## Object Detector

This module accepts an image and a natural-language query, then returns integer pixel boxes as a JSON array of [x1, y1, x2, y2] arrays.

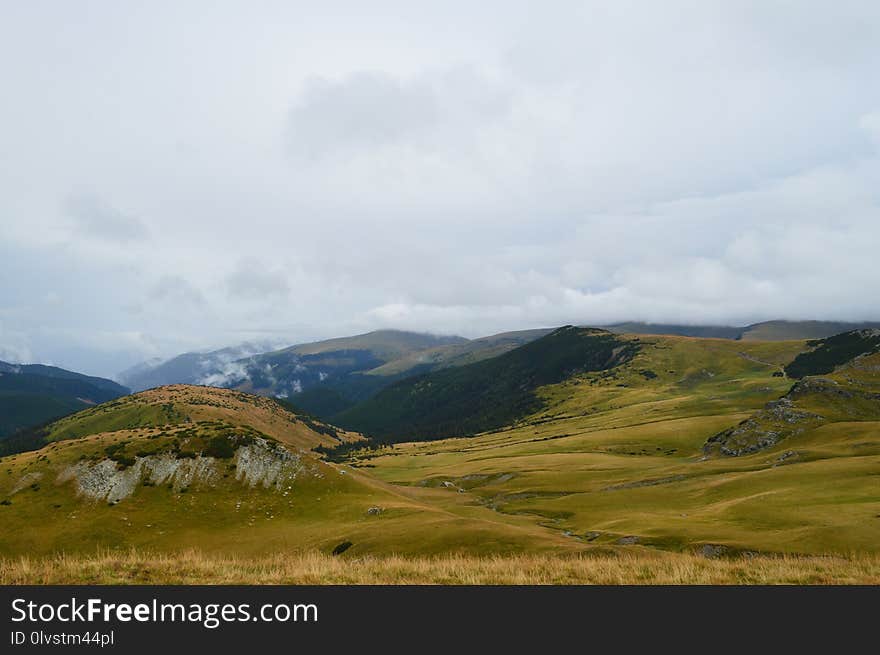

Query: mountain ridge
[[0, 361, 129, 442]]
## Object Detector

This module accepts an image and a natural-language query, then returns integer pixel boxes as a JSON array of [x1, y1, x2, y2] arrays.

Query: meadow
[[2, 334, 879, 583], [3, 549, 879, 585]]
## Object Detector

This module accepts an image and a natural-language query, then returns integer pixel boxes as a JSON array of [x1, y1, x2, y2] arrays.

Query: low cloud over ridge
[[1, 1, 879, 376]]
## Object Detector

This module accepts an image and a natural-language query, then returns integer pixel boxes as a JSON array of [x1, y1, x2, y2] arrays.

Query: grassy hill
[[0, 361, 129, 443], [335, 327, 639, 441], [606, 320, 880, 341], [741, 320, 880, 341], [783, 329, 880, 379], [238, 329, 557, 417], [0, 385, 579, 557], [118, 330, 554, 420], [285, 330, 467, 359], [341, 334, 880, 556], [3, 329, 880, 574], [363, 328, 555, 376], [606, 322, 745, 339]]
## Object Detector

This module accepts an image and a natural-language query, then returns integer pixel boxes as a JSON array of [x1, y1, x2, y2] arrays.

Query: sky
[[1, 1, 880, 378]]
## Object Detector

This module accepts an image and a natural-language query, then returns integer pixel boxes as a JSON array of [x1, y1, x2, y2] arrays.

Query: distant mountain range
[[115, 320, 880, 424], [604, 320, 880, 341], [0, 361, 128, 444], [118, 329, 554, 417], [116, 341, 282, 392], [334, 326, 635, 441]]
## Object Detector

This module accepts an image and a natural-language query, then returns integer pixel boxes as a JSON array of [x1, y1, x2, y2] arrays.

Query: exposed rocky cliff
[[57, 437, 309, 504]]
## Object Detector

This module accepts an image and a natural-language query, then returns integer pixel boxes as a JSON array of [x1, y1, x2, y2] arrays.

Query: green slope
[[605, 320, 880, 341], [784, 329, 880, 379], [0, 385, 578, 557], [0, 362, 129, 441], [351, 334, 880, 555], [335, 327, 639, 442]]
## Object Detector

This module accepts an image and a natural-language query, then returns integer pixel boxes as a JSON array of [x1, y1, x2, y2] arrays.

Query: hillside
[[335, 327, 639, 441], [285, 330, 467, 358], [605, 320, 880, 341], [707, 331, 880, 456], [0, 361, 129, 443], [342, 333, 879, 555], [118, 342, 282, 392], [364, 328, 555, 376], [0, 385, 578, 557], [740, 320, 880, 341], [4, 330, 879, 563], [783, 329, 880, 379], [605, 322, 745, 339], [120, 329, 555, 421]]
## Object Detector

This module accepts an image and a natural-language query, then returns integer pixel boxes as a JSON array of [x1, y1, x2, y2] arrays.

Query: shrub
[[202, 436, 235, 459]]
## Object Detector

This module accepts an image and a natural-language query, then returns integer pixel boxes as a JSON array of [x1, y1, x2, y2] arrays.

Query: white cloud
[[64, 193, 149, 243], [0, 1, 879, 376], [225, 259, 290, 300]]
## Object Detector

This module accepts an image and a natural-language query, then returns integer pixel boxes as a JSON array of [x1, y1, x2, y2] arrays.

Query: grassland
[[0, 385, 581, 558], [348, 336, 880, 556], [2, 334, 879, 584], [2, 549, 878, 584]]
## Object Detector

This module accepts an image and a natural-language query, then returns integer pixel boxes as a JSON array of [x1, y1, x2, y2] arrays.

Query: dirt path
[[737, 351, 786, 377]]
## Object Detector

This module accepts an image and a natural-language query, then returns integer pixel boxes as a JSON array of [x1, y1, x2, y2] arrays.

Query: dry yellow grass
[[2, 549, 879, 585]]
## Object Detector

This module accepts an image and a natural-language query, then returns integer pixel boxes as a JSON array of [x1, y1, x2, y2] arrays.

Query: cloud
[[63, 193, 149, 243], [150, 275, 205, 306], [286, 67, 511, 160], [198, 360, 251, 387], [0, 324, 33, 364], [225, 259, 290, 300], [1, 2, 880, 376]]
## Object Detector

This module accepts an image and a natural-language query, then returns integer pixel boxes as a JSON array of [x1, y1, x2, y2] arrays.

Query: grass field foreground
[[2, 549, 879, 585]]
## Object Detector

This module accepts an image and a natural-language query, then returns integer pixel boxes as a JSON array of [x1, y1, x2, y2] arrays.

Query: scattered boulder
[[704, 397, 824, 456], [772, 450, 800, 466], [698, 544, 729, 559], [332, 541, 353, 556]]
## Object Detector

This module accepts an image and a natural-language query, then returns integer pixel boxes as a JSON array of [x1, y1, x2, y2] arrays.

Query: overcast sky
[[2, 1, 880, 377]]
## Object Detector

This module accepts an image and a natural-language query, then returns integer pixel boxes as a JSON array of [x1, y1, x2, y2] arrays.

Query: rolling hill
[[0, 385, 578, 557], [119, 329, 555, 420], [338, 332, 880, 555], [117, 341, 283, 392], [3, 326, 879, 565], [0, 361, 129, 444], [334, 327, 639, 441], [605, 320, 880, 341]]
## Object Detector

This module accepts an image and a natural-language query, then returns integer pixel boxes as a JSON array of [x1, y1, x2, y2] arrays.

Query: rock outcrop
[[58, 437, 305, 503]]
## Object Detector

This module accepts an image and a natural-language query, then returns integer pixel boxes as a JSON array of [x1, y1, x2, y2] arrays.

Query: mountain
[[605, 320, 880, 341], [119, 329, 554, 421], [363, 328, 555, 376], [334, 327, 639, 441], [605, 322, 745, 339], [739, 320, 880, 341], [117, 342, 282, 392], [0, 361, 129, 443], [227, 330, 468, 411], [284, 330, 468, 359], [3, 327, 880, 561]]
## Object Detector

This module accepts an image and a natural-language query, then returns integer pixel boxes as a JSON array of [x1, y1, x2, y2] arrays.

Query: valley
[[1, 326, 879, 583]]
